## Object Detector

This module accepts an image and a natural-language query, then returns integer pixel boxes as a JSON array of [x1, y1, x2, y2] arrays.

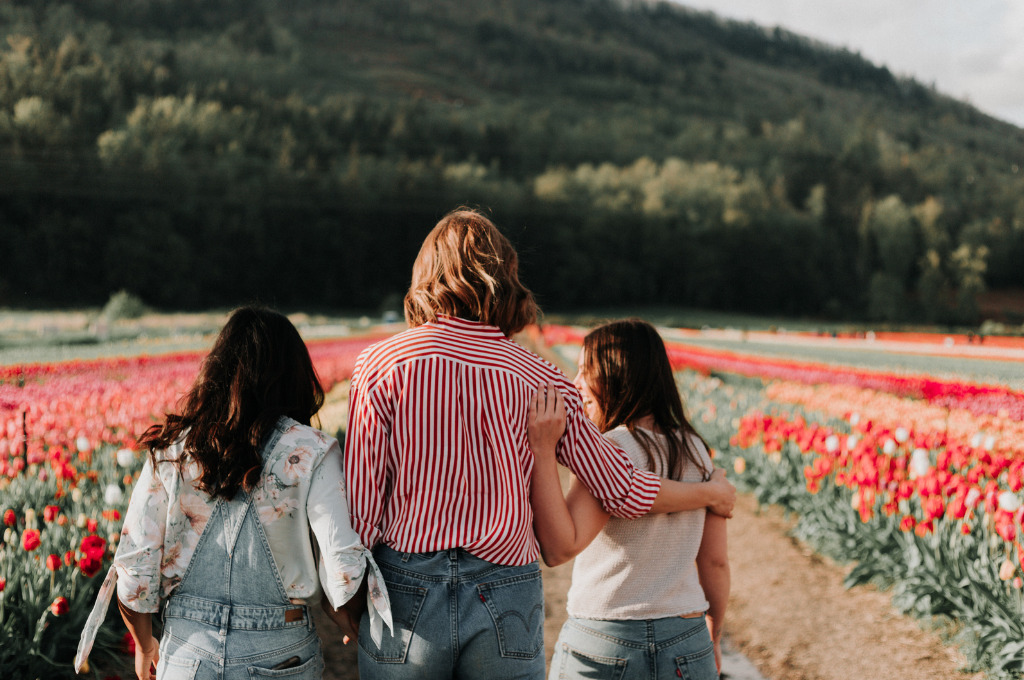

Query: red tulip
[[22, 528, 41, 551], [63, 550, 75, 566], [43, 505, 60, 523], [46, 553, 62, 571], [50, 596, 70, 616], [80, 535, 107, 560], [2, 509, 15, 526], [121, 631, 136, 655], [78, 555, 102, 578]]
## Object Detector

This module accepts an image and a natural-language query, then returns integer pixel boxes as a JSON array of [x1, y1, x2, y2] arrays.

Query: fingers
[[552, 384, 565, 417]]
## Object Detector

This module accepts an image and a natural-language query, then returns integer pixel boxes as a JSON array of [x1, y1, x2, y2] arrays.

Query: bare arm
[[650, 468, 736, 517], [696, 511, 730, 673], [528, 383, 610, 566], [117, 598, 159, 680]]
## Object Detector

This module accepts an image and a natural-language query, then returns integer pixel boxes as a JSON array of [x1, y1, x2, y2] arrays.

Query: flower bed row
[[0, 335, 385, 476], [544, 325, 1024, 418], [671, 370, 1024, 676]]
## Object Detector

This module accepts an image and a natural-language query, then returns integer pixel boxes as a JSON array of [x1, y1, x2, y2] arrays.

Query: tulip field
[[0, 335, 382, 679], [3, 322, 1024, 678], [544, 324, 1024, 678]]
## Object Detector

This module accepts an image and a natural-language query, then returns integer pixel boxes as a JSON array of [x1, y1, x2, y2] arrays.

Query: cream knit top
[[566, 426, 713, 620]]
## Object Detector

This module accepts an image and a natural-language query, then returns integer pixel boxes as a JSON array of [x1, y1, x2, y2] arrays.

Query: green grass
[[544, 306, 963, 334]]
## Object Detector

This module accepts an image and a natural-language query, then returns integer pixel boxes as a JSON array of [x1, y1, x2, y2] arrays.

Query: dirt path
[[722, 494, 981, 680], [318, 492, 981, 679]]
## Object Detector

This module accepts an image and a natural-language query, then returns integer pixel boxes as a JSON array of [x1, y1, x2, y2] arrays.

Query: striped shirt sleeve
[[557, 403, 662, 518]]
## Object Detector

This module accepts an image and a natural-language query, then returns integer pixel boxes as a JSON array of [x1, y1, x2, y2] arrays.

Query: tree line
[[1, 0, 1023, 323]]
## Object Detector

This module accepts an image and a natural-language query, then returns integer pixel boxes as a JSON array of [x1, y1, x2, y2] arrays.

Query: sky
[[676, 0, 1024, 129]]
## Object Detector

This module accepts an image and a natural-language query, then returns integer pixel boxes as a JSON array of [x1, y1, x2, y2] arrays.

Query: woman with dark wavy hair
[[343, 209, 734, 680], [76, 307, 391, 680]]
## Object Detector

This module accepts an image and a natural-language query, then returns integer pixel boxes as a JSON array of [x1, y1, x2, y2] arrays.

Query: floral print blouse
[[76, 418, 392, 672]]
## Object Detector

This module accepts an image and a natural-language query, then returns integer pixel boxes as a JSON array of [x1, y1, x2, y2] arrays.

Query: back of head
[[141, 306, 325, 499], [581, 319, 709, 480], [404, 208, 538, 337]]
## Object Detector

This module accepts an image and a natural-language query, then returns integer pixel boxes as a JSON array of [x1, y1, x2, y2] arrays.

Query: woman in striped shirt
[[342, 209, 735, 680]]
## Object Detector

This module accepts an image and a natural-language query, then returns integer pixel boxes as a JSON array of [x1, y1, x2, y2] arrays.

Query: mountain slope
[[1, 0, 1022, 324]]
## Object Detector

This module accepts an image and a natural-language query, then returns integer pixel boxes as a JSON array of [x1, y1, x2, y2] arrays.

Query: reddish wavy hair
[[404, 208, 538, 336]]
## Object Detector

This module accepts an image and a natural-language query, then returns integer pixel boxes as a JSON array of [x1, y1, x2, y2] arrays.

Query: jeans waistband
[[164, 594, 309, 630]]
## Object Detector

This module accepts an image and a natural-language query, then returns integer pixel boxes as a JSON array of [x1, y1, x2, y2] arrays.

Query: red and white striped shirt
[[344, 315, 662, 566]]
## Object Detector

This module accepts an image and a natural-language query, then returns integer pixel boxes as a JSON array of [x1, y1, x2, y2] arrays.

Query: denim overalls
[[155, 488, 324, 679]]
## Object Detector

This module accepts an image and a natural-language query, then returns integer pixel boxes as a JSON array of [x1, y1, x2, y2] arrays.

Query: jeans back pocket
[[674, 643, 717, 680], [477, 570, 544, 659], [556, 643, 627, 680], [157, 655, 200, 680], [358, 581, 427, 663]]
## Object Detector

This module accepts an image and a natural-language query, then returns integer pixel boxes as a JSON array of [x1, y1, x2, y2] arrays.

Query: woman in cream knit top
[[529, 319, 730, 680], [564, 426, 714, 621]]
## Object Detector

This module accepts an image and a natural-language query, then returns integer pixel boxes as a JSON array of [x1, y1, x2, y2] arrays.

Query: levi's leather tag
[[285, 607, 305, 623]]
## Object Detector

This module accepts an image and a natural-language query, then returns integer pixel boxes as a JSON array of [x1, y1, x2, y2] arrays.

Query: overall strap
[[173, 419, 291, 600]]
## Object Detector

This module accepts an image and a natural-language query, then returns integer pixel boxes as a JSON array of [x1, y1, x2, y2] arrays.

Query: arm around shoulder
[[650, 467, 735, 516]]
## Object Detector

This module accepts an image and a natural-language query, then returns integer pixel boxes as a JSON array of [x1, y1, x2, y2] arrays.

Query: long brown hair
[[404, 208, 538, 337], [140, 306, 325, 500], [581, 319, 710, 481]]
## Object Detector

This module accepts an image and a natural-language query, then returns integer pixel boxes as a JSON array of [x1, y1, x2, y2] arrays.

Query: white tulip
[[984, 435, 996, 451], [849, 413, 860, 426], [894, 427, 910, 443], [970, 433, 983, 448], [882, 439, 897, 455], [117, 448, 136, 468], [104, 484, 124, 505], [76, 436, 91, 453], [846, 435, 860, 450], [998, 491, 1022, 512], [825, 435, 839, 453], [909, 449, 931, 479], [965, 488, 981, 508]]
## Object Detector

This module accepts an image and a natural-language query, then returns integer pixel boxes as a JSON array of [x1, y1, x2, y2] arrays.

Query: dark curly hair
[[139, 306, 325, 500]]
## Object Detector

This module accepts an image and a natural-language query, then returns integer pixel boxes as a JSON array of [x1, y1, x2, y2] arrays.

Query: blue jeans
[[548, 616, 717, 680], [357, 546, 546, 680], [157, 494, 324, 680]]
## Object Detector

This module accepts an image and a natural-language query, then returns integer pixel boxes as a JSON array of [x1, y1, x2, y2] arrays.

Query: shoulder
[[275, 419, 336, 456], [603, 426, 649, 469], [353, 326, 439, 384], [151, 437, 186, 464]]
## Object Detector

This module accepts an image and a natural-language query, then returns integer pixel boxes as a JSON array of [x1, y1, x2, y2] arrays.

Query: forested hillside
[[2, 0, 1023, 323]]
